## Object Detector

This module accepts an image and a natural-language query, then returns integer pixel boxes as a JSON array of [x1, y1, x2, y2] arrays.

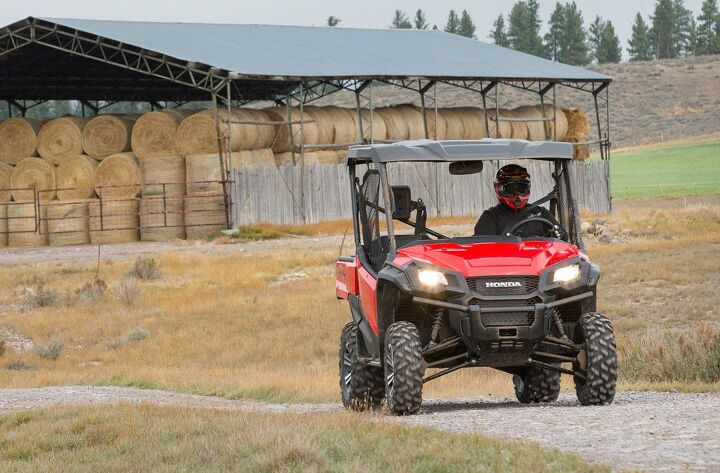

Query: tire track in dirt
[[1, 386, 718, 472]]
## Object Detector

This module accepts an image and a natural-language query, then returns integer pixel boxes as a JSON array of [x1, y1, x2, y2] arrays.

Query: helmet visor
[[499, 180, 530, 197]]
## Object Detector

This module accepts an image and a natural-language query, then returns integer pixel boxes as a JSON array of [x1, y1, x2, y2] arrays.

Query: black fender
[[348, 294, 380, 364]]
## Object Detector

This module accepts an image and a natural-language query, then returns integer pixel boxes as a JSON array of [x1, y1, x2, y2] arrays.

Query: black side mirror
[[391, 186, 412, 220], [449, 161, 484, 175]]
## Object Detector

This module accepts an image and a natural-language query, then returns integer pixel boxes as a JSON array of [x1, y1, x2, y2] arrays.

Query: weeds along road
[[1, 386, 718, 472]]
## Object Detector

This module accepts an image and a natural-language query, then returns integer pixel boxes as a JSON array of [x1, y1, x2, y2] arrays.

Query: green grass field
[[611, 140, 720, 199]]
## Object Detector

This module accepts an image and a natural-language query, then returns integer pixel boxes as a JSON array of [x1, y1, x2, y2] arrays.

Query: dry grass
[[0, 203, 717, 400], [0, 404, 607, 472]]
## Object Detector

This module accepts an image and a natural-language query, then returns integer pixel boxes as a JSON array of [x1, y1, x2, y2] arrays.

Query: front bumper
[[414, 291, 593, 343]]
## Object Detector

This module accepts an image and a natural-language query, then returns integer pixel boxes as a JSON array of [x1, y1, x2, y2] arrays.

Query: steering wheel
[[506, 216, 568, 240]]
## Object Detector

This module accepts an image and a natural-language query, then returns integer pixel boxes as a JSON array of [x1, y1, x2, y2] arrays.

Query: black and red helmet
[[494, 164, 531, 210]]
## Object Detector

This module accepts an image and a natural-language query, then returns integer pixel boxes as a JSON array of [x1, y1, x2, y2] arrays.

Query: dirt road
[[1, 386, 718, 472]]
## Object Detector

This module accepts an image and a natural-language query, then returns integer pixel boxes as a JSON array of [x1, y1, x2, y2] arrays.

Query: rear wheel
[[339, 323, 384, 411], [384, 322, 424, 415], [513, 364, 561, 403], [573, 312, 617, 406]]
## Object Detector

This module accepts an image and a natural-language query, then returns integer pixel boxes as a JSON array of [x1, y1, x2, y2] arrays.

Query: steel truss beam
[[0, 18, 229, 99]]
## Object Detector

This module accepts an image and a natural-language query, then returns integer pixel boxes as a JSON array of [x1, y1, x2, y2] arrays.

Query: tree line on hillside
[[327, 0, 720, 64]]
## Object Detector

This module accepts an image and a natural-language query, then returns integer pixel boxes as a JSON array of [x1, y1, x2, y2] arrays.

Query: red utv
[[336, 139, 617, 415]]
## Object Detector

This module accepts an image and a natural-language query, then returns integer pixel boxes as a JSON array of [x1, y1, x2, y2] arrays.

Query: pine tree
[[588, 16, 604, 61], [414, 9, 428, 30], [457, 10, 476, 38], [545, 3, 565, 61], [327, 16, 341, 27], [391, 10, 412, 29], [444, 10, 460, 34], [673, 0, 696, 56], [507, 1, 545, 57], [558, 2, 590, 65], [696, 0, 720, 55], [601, 21, 622, 63], [628, 12, 653, 60], [589, 16, 622, 63], [489, 14, 510, 47]]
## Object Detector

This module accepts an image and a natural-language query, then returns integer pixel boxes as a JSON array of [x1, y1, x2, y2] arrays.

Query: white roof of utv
[[346, 139, 573, 164]]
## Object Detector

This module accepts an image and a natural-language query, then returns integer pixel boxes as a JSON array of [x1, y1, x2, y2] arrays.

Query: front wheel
[[513, 364, 561, 403], [573, 312, 617, 406], [339, 323, 384, 411], [384, 322, 424, 415]]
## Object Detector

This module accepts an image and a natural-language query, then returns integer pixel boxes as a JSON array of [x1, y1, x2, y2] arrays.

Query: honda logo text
[[484, 281, 522, 288]]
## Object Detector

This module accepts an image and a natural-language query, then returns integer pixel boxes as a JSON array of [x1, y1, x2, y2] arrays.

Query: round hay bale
[[438, 109, 465, 140], [274, 152, 319, 166], [417, 107, 447, 140], [304, 106, 335, 145], [513, 105, 552, 141], [395, 106, 425, 140], [541, 105, 568, 141], [10, 158, 56, 202], [139, 196, 185, 241], [82, 115, 134, 159], [185, 192, 227, 240], [56, 155, 98, 200], [88, 199, 140, 244], [352, 109, 387, 142], [324, 106, 357, 145], [46, 200, 90, 246], [454, 107, 487, 139], [245, 109, 276, 149], [316, 150, 339, 164], [485, 109, 514, 139], [263, 107, 320, 153], [37, 117, 90, 164], [131, 109, 194, 158], [139, 155, 186, 196], [563, 108, 590, 161], [0, 118, 43, 164], [7, 202, 48, 247], [186, 153, 223, 195], [231, 149, 276, 168], [0, 162, 14, 202], [93, 152, 141, 199], [177, 108, 259, 155], [0, 204, 7, 247], [501, 109, 529, 140], [375, 108, 409, 141]]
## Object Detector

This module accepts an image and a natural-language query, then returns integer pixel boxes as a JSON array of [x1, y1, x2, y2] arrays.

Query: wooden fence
[[230, 160, 611, 226]]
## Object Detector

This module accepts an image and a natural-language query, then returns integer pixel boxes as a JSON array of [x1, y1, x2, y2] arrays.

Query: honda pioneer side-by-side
[[335, 139, 617, 415]]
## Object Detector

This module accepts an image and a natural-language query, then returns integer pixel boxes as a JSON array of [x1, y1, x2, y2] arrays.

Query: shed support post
[[354, 80, 374, 143], [211, 83, 231, 230], [419, 80, 437, 139], [480, 82, 497, 138], [538, 82, 555, 141]]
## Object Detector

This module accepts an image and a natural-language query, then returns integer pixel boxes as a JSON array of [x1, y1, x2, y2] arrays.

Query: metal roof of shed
[[40, 18, 610, 82], [347, 139, 574, 164]]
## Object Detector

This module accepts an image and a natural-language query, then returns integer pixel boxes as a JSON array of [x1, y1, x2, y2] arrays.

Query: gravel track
[[1, 386, 718, 472]]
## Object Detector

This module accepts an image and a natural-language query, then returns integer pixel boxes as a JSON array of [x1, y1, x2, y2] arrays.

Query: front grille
[[466, 275, 539, 296], [557, 301, 582, 323], [472, 297, 539, 327]]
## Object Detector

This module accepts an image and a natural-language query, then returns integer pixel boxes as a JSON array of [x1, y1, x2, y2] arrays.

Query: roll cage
[[346, 139, 585, 272]]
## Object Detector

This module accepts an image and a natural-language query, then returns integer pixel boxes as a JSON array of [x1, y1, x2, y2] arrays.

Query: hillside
[[315, 55, 720, 149]]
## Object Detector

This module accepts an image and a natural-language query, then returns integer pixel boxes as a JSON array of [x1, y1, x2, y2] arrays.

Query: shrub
[[114, 278, 142, 306], [76, 280, 107, 304], [108, 327, 150, 350], [125, 257, 161, 281], [5, 359, 35, 371], [619, 324, 720, 383], [0, 339, 5, 357], [33, 340, 64, 361], [20, 282, 59, 309]]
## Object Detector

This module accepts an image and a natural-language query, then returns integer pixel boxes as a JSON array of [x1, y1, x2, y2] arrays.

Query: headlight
[[417, 269, 448, 287], [553, 264, 581, 283]]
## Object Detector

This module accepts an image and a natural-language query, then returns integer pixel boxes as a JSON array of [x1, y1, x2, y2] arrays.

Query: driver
[[474, 164, 561, 237]]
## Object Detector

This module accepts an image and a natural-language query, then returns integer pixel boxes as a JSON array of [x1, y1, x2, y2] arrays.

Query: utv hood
[[394, 240, 581, 276]]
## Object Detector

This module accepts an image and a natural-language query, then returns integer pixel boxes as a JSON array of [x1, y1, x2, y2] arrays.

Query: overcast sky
[[1, 0, 707, 60]]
